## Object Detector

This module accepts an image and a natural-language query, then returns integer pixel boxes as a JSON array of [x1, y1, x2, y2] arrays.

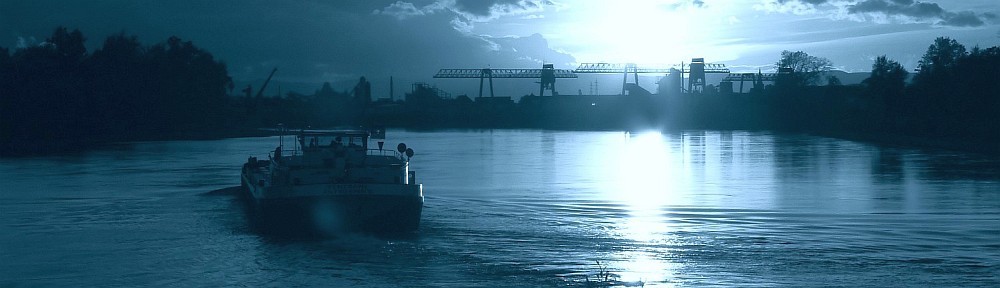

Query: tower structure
[[434, 64, 576, 97]]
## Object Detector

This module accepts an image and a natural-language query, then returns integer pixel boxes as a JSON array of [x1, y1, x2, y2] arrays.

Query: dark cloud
[[776, 0, 828, 5], [377, 0, 552, 20], [450, 0, 552, 20], [453, 0, 512, 16], [940, 11, 985, 27], [847, 0, 993, 27], [0, 0, 573, 97], [772, 0, 994, 27], [374, 0, 555, 29], [848, 0, 944, 18]]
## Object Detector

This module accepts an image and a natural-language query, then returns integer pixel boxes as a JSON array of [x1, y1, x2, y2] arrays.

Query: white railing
[[366, 149, 403, 160]]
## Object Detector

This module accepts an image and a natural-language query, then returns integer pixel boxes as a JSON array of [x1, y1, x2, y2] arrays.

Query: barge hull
[[245, 193, 423, 235]]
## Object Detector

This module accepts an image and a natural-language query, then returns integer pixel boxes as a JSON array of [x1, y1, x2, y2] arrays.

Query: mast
[[255, 68, 278, 99]]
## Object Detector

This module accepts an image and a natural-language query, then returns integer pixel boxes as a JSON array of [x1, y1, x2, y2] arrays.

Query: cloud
[[452, 0, 526, 17], [847, 0, 993, 27], [727, 15, 742, 25], [758, 0, 995, 27], [755, 0, 824, 14], [847, 0, 943, 18], [373, 0, 558, 37], [483, 33, 576, 66], [16, 36, 37, 48], [373, 1, 432, 20], [939, 11, 985, 27], [375, 0, 555, 23], [661, 0, 709, 10]]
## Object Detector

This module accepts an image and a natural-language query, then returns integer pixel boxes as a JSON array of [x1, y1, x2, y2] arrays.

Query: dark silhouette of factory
[[2, 28, 997, 155], [365, 59, 782, 130]]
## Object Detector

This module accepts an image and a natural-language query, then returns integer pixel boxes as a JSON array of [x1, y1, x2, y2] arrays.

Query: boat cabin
[[266, 130, 413, 185], [299, 130, 369, 152]]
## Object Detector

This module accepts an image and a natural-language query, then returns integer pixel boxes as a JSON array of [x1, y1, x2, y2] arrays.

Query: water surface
[[2, 130, 998, 287]]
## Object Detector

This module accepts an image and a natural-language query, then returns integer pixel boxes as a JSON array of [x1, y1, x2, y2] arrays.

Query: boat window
[[330, 136, 346, 147], [350, 136, 363, 147]]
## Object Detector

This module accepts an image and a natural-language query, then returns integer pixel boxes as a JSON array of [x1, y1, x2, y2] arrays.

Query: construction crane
[[255, 68, 278, 98], [241, 68, 277, 115], [433, 64, 577, 97]]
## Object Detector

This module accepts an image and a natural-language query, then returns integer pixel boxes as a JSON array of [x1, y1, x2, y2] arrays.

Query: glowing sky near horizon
[[2, 0, 998, 96], [462, 0, 999, 71]]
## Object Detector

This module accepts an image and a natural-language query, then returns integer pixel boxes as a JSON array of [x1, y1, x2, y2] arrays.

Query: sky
[[2, 0, 998, 97]]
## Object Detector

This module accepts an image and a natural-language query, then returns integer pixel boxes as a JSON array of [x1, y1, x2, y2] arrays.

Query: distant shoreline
[[3, 124, 996, 158]]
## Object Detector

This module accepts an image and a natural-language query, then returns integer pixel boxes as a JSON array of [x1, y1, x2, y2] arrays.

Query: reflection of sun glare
[[612, 131, 681, 285], [616, 131, 677, 212], [620, 250, 680, 286]]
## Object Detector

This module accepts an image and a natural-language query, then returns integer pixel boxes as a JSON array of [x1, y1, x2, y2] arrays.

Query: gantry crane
[[685, 58, 731, 93], [721, 70, 778, 93], [433, 64, 577, 97], [572, 63, 673, 95], [574, 59, 731, 95]]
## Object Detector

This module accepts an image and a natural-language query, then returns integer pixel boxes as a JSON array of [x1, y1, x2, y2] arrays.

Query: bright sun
[[578, 0, 699, 64]]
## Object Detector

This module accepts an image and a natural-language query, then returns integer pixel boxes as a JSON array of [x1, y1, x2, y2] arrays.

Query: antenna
[[278, 123, 284, 151]]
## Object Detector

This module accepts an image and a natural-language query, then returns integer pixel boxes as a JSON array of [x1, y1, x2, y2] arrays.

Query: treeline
[[2, 28, 996, 155], [672, 37, 999, 153], [902, 38, 999, 139], [0, 27, 233, 154], [775, 37, 999, 149]]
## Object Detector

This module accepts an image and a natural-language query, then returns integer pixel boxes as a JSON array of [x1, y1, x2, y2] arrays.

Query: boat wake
[[202, 186, 242, 196]]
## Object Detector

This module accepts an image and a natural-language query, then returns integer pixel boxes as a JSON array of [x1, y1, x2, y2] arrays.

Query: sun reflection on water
[[600, 131, 685, 285], [615, 131, 681, 209]]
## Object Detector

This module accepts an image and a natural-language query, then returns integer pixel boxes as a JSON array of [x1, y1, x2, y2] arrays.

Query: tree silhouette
[[864, 56, 908, 101], [88, 32, 148, 134], [47, 27, 87, 61], [1, 27, 236, 155], [775, 50, 832, 87], [947, 46, 1000, 139], [862, 55, 908, 128], [826, 75, 842, 86], [916, 37, 966, 83]]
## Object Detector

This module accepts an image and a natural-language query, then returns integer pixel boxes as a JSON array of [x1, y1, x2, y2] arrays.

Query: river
[[1, 130, 998, 287]]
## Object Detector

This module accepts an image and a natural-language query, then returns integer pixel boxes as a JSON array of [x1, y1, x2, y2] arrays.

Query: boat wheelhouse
[[241, 129, 422, 234]]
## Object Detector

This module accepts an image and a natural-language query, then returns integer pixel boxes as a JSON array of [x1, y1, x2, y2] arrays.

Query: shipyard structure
[[366, 59, 787, 130]]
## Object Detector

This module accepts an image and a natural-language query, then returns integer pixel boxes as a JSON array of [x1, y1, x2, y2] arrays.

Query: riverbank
[[5, 122, 995, 159], [0, 127, 276, 157], [813, 129, 1000, 157]]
